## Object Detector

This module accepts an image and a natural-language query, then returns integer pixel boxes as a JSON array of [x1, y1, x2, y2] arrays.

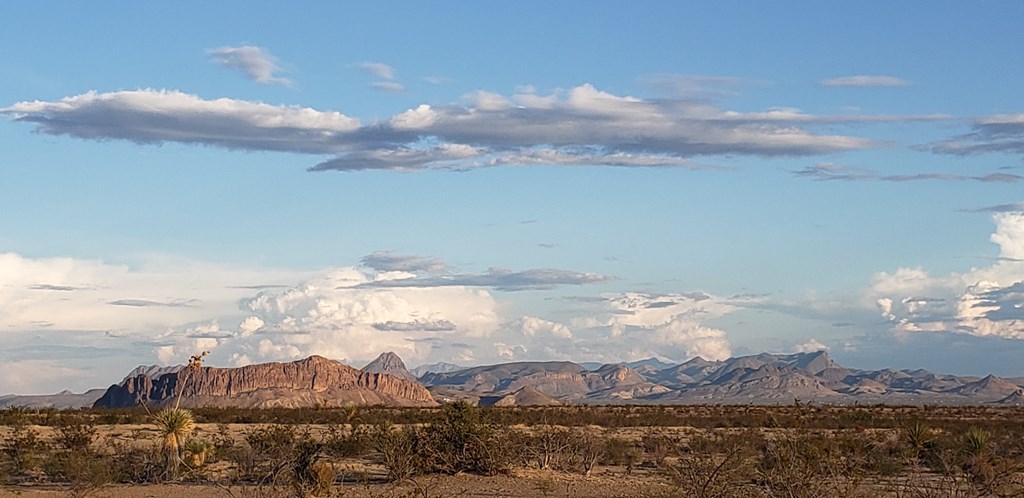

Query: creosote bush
[[371, 401, 516, 481]]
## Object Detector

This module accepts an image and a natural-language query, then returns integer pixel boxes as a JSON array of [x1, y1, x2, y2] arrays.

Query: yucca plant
[[152, 407, 196, 477], [182, 438, 213, 469], [142, 351, 208, 479], [902, 420, 934, 460], [964, 427, 990, 456]]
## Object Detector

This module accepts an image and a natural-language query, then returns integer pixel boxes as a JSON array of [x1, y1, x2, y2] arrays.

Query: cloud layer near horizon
[[4, 205, 1024, 395], [871, 211, 1024, 340], [0, 249, 743, 393], [3, 85, 886, 171]]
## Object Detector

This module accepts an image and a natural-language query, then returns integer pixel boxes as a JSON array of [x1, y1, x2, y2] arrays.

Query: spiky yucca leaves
[[964, 427, 990, 456], [902, 420, 934, 462], [182, 438, 213, 469], [152, 407, 195, 477]]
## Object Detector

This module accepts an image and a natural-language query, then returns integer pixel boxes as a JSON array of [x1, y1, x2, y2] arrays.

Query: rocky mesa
[[94, 355, 437, 409]]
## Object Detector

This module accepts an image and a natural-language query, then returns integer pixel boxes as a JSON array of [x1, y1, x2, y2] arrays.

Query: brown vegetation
[[1, 404, 1023, 497]]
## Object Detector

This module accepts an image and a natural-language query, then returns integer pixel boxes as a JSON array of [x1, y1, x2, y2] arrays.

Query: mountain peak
[[997, 389, 1024, 406], [362, 352, 418, 382]]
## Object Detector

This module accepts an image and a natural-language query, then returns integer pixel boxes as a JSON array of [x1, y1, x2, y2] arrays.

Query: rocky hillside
[[94, 355, 436, 409]]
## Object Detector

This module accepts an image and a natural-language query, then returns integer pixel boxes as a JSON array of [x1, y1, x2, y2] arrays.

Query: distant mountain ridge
[[410, 362, 464, 378], [5, 350, 1022, 409], [0, 389, 106, 409], [421, 350, 1024, 406]]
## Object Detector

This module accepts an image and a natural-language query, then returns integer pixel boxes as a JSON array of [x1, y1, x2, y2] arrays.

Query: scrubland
[[1, 403, 1023, 497]]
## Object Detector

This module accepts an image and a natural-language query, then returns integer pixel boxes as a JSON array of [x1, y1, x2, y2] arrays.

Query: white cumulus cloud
[[869, 211, 1024, 340], [794, 338, 829, 353]]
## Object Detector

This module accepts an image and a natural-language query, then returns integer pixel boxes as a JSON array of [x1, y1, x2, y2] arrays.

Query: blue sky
[[3, 2, 1024, 393]]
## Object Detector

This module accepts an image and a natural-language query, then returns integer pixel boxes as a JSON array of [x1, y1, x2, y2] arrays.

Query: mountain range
[[2, 350, 1023, 409], [417, 350, 1024, 406]]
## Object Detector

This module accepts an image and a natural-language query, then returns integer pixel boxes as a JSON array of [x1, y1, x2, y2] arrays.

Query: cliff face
[[94, 355, 436, 409]]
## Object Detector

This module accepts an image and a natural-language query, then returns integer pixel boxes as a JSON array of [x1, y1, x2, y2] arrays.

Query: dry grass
[[1, 404, 1023, 497]]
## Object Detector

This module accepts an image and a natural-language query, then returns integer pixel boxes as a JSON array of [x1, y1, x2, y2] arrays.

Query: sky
[[2, 2, 1024, 394]]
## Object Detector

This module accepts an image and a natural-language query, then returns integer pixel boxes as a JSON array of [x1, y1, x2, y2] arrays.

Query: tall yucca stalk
[[144, 351, 208, 479]]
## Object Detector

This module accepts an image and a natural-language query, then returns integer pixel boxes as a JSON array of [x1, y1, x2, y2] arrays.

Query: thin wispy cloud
[[371, 81, 405, 93], [207, 45, 292, 86], [108, 299, 193, 308], [421, 75, 449, 85], [358, 61, 404, 93], [357, 61, 396, 80], [794, 162, 1021, 183], [360, 252, 449, 274], [28, 284, 89, 291], [356, 267, 611, 291], [930, 114, 1024, 156], [821, 75, 911, 88], [639, 74, 746, 100], [372, 319, 457, 332], [959, 202, 1024, 213]]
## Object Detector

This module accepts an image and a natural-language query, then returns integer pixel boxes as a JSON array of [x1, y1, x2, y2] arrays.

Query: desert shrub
[[371, 402, 515, 480], [54, 415, 98, 452], [209, 423, 236, 463], [372, 422, 420, 482], [961, 452, 1024, 497], [640, 429, 678, 468], [245, 424, 298, 460], [2, 424, 48, 477], [568, 428, 605, 477], [603, 436, 642, 473], [416, 401, 504, 475], [289, 439, 335, 498], [661, 430, 762, 497], [43, 450, 115, 498], [233, 424, 321, 486], [525, 425, 574, 470], [754, 431, 868, 498], [0, 407, 32, 426], [322, 423, 370, 458], [107, 440, 164, 484]]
